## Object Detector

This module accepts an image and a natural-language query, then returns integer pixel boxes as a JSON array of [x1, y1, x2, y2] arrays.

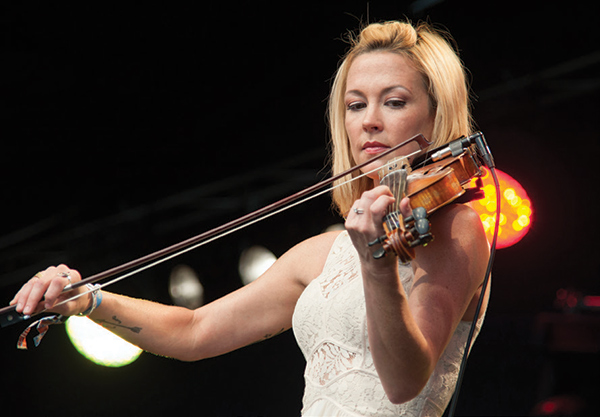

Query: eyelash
[[346, 102, 366, 111], [346, 99, 406, 111]]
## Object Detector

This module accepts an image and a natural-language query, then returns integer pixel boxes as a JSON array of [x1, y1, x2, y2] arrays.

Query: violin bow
[[0, 134, 431, 328]]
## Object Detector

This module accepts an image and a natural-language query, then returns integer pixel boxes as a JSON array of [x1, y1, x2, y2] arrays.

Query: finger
[[11, 271, 43, 310], [360, 185, 394, 203], [58, 264, 81, 283], [369, 194, 395, 218], [44, 276, 70, 309], [10, 278, 32, 306], [42, 265, 79, 309], [399, 197, 412, 218], [22, 274, 52, 316], [373, 184, 395, 198]]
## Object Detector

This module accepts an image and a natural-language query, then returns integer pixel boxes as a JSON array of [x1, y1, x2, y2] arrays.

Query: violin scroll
[[369, 206, 433, 262]]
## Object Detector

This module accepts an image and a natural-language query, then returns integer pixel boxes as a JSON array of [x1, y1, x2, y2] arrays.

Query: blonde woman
[[12, 21, 490, 416]]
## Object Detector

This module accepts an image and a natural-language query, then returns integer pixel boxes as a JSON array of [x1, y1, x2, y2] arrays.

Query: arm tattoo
[[263, 327, 286, 340], [95, 316, 142, 334], [245, 327, 286, 348]]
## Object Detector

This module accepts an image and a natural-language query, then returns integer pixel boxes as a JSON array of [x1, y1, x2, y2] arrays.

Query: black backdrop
[[1, 2, 599, 416]]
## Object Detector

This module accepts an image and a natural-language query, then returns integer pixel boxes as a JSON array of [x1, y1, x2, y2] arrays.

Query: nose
[[362, 105, 383, 133]]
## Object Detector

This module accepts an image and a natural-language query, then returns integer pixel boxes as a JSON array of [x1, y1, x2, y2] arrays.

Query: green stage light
[[65, 316, 142, 367]]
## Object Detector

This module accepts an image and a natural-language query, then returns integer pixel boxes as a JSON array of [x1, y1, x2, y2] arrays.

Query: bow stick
[[0, 134, 431, 328]]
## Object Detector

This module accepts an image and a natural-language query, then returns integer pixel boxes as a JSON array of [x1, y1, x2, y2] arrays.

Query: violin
[[369, 131, 493, 262]]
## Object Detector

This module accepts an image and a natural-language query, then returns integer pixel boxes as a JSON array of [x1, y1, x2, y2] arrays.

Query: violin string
[[48, 150, 423, 311]]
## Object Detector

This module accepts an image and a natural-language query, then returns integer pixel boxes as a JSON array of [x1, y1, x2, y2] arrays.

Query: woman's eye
[[386, 99, 406, 108], [346, 101, 366, 111]]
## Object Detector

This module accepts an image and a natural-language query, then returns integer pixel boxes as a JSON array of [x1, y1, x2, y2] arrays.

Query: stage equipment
[[169, 264, 204, 309], [467, 168, 533, 248], [238, 245, 277, 285], [65, 315, 142, 367]]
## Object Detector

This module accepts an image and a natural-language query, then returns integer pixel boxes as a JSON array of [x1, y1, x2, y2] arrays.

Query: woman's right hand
[[10, 264, 92, 317]]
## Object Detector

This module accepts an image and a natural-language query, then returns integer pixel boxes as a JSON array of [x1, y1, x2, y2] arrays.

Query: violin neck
[[379, 165, 409, 216]]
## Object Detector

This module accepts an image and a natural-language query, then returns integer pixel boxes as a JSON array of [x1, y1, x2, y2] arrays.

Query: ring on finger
[[29, 272, 43, 283], [353, 207, 364, 214], [57, 271, 72, 291]]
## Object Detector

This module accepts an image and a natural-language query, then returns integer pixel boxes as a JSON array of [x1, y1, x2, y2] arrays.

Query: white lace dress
[[292, 231, 485, 417]]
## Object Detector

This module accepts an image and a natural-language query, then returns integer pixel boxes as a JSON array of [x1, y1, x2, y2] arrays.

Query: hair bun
[[358, 21, 418, 49]]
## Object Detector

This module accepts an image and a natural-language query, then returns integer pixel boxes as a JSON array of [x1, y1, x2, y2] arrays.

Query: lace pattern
[[292, 231, 485, 417]]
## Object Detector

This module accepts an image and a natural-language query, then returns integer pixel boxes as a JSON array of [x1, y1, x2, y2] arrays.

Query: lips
[[362, 141, 390, 155]]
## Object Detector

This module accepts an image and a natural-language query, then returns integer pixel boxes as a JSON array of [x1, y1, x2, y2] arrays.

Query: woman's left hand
[[345, 185, 410, 269]]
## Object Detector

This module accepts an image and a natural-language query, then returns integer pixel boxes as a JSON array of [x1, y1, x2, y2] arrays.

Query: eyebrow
[[345, 85, 411, 97]]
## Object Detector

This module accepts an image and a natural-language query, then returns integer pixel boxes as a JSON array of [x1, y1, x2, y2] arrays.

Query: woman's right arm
[[11, 231, 340, 361]]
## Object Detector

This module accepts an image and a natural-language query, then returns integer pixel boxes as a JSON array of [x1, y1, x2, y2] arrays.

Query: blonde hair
[[329, 21, 474, 216]]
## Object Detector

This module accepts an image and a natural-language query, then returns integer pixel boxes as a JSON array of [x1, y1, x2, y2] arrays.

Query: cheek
[[402, 108, 435, 139], [345, 118, 361, 149], [422, 108, 436, 135]]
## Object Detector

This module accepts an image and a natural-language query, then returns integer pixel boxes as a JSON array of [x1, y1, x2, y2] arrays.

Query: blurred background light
[[65, 316, 142, 367], [468, 167, 533, 248], [238, 245, 277, 285], [169, 264, 204, 309], [323, 223, 345, 233]]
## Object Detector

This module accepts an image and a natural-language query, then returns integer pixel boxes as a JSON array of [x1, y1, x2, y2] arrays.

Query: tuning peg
[[415, 218, 430, 235]]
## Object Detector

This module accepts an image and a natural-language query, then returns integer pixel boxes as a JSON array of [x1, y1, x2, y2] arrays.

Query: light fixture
[[65, 316, 142, 367], [238, 245, 277, 285], [169, 264, 204, 309], [468, 167, 533, 248]]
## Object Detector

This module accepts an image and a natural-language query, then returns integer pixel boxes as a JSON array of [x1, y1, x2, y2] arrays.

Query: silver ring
[[353, 207, 364, 214], [57, 271, 72, 291]]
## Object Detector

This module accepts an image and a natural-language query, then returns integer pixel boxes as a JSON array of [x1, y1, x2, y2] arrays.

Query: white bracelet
[[78, 284, 102, 316]]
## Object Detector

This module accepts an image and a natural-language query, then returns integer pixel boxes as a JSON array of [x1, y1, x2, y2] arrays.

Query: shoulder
[[433, 203, 487, 249], [413, 203, 489, 283], [280, 230, 343, 287]]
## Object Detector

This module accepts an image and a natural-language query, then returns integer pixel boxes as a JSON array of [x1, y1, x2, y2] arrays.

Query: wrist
[[78, 284, 103, 316], [362, 268, 402, 293]]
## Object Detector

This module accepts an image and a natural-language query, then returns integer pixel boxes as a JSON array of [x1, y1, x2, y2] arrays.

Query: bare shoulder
[[412, 203, 489, 287], [279, 230, 343, 287], [431, 203, 487, 250]]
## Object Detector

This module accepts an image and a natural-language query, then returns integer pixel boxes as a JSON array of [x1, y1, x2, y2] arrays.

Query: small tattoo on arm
[[95, 316, 142, 334], [245, 327, 286, 348], [263, 327, 286, 340]]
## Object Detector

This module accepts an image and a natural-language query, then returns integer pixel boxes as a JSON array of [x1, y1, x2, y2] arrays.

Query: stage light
[[468, 168, 533, 249], [65, 316, 142, 367], [238, 245, 277, 285], [169, 264, 204, 309], [324, 223, 345, 233]]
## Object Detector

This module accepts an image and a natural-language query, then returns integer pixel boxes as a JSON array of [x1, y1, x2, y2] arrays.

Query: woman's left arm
[[345, 186, 489, 404]]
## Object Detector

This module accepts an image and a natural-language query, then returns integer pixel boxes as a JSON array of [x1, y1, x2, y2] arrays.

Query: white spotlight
[[65, 316, 142, 367], [324, 223, 345, 233], [238, 245, 277, 285], [169, 264, 204, 309]]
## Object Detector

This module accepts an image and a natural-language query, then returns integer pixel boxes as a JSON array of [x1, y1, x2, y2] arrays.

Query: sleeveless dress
[[292, 231, 485, 417]]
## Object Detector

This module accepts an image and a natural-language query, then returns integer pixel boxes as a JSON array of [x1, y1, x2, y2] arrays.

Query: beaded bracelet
[[78, 284, 103, 316]]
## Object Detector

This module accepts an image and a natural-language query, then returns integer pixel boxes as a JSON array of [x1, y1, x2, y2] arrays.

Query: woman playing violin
[[11, 21, 490, 416]]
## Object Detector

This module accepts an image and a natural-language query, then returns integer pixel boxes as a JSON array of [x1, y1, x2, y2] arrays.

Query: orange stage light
[[467, 168, 533, 249]]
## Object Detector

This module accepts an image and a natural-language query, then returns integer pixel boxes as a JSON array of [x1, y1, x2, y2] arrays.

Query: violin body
[[407, 147, 482, 212], [374, 141, 485, 262]]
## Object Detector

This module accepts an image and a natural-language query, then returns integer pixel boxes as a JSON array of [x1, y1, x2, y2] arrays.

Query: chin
[[358, 161, 384, 182]]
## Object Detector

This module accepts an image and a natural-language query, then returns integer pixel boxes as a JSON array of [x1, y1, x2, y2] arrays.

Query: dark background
[[1, 1, 599, 416]]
